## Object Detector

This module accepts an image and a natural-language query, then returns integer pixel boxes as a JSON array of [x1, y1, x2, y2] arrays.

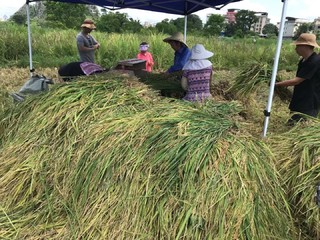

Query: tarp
[[26, 0, 242, 15]]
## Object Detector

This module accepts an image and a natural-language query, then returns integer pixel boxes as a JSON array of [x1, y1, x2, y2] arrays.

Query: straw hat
[[81, 19, 96, 30], [292, 33, 320, 48], [163, 32, 188, 47], [189, 44, 213, 60]]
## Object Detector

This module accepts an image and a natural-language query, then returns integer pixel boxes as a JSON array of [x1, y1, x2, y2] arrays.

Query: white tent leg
[[26, 2, 34, 77], [184, 15, 187, 43], [262, 0, 289, 137]]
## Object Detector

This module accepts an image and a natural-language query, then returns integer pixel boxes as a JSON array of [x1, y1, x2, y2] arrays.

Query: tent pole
[[184, 15, 187, 43], [262, 0, 289, 137], [26, 2, 34, 77]]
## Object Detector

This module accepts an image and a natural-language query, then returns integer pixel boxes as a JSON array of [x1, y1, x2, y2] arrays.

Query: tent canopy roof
[[27, 0, 242, 15]]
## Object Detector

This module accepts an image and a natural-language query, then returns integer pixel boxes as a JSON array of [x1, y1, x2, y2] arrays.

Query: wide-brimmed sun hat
[[163, 32, 188, 47], [81, 19, 96, 30], [189, 44, 213, 60], [292, 33, 320, 48]]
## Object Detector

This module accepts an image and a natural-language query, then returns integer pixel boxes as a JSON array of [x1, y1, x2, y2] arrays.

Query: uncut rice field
[[0, 67, 319, 240]]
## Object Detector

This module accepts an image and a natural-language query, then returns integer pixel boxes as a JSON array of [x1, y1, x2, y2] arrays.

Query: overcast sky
[[1, 0, 319, 24]]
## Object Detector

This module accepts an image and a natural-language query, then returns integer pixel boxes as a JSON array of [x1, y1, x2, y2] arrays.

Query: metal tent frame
[[262, 0, 289, 137]]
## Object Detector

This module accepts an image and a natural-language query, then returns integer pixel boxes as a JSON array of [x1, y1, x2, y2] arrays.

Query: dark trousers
[[58, 62, 85, 81], [287, 109, 319, 126]]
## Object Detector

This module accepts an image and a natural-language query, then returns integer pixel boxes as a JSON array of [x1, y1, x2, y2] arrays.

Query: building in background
[[314, 17, 320, 32], [281, 17, 312, 38], [252, 12, 270, 35], [224, 9, 270, 35], [225, 9, 238, 23], [206, 9, 238, 24]]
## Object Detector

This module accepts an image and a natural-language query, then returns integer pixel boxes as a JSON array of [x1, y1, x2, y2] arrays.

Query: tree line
[[10, 2, 284, 37]]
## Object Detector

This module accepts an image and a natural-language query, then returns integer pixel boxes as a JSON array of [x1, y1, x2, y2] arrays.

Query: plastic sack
[[11, 74, 54, 102]]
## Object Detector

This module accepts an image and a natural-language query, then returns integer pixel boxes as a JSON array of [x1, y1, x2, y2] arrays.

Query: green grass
[[1, 22, 300, 71]]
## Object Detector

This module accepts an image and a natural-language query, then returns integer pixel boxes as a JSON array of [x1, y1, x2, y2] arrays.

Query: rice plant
[[227, 57, 292, 102], [270, 121, 320, 239], [0, 72, 297, 239], [1, 21, 300, 70]]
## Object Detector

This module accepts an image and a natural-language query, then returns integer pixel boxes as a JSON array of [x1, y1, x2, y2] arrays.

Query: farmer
[[275, 33, 320, 125], [76, 19, 100, 63], [163, 32, 191, 74], [181, 44, 214, 102], [136, 42, 154, 72]]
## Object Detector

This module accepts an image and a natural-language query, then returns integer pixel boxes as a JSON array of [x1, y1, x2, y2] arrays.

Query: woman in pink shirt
[[137, 42, 154, 72]]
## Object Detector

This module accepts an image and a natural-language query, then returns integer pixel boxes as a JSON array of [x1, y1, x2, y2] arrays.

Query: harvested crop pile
[[228, 61, 292, 102], [270, 122, 320, 240], [0, 72, 297, 239]]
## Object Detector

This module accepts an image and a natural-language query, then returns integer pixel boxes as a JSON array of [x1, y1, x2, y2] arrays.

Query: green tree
[[44, 2, 89, 29], [262, 23, 278, 36], [155, 19, 177, 34], [293, 23, 314, 39], [88, 5, 100, 19], [170, 14, 203, 33], [123, 18, 143, 33], [29, 2, 46, 19], [10, 13, 26, 25], [235, 10, 258, 36], [96, 12, 142, 33], [225, 22, 237, 37], [203, 14, 225, 36]]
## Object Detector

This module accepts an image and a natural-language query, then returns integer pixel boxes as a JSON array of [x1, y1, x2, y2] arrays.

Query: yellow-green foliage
[[0, 72, 297, 239], [270, 123, 320, 240], [1, 22, 300, 70]]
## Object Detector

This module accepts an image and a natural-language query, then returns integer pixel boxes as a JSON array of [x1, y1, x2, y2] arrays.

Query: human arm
[[181, 76, 188, 90], [148, 53, 154, 67], [167, 59, 184, 73], [78, 44, 99, 52], [275, 77, 305, 87], [167, 47, 191, 73], [77, 35, 99, 52], [91, 36, 100, 49], [210, 70, 214, 85]]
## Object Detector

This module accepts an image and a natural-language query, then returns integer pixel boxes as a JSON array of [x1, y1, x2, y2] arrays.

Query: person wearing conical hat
[[181, 44, 214, 102], [76, 19, 100, 63], [163, 32, 191, 73], [275, 33, 320, 125]]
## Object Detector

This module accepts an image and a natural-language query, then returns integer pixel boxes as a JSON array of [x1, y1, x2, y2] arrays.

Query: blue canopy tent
[[27, 0, 242, 15], [25, 0, 290, 136]]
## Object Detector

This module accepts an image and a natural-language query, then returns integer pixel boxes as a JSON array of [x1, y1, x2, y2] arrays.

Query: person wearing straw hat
[[275, 33, 320, 125], [163, 32, 191, 74], [76, 19, 100, 63], [181, 44, 214, 102]]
